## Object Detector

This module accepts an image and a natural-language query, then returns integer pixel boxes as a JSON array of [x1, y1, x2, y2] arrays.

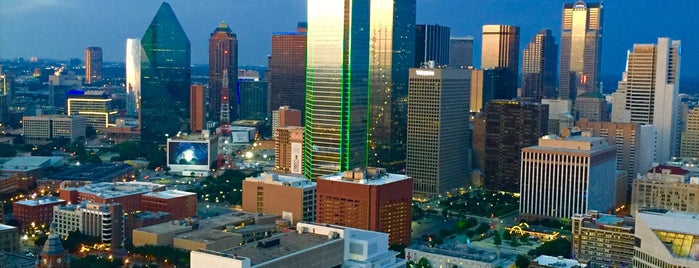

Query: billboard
[[290, 142, 302, 174], [167, 139, 211, 173]]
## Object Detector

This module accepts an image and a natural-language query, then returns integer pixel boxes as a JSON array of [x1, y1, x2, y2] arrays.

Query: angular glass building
[[140, 2, 191, 142]]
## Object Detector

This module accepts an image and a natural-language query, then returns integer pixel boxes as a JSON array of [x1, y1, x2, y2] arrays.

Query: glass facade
[[304, 0, 370, 179], [481, 25, 520, 100], [270, 27, 307, 123], [559, 1, 603, 100], [414, 24, 449, 67], [140, 2, 191, 142], [521, 29, 558, 102], [125, 38, 141, 118], [238, 79, 268, 120]]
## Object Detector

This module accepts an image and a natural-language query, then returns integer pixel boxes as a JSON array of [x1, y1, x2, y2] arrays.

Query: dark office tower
[[521, 29, 557, 103], [481, 25, 519, 100], [304, 0, 370, 180], [208, 22, 238, 124], [85, 47, 102, 84], [449, 37, 473, 68], [482, 100, 548, 193], [407, 68, 471, 196], [238, 78, 268, 120], [140, 2, 191, 142], [414, 24, 450, 67], [270, 23, 306, 122], [367, 0, 416, 173], [559, 1, 603, 100], [470, 68, 508, 114]]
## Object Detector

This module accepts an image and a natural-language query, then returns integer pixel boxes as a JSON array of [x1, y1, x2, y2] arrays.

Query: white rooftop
[[67, 181, 164, 199], [0, 224, 17, 232], [533, 255, 587, 268], [637, 209, 699, 236], [15, 197, 65, 206], [142, 190, 196, 199], [246, 172, 316, 189], [319, 169, 410, 186]]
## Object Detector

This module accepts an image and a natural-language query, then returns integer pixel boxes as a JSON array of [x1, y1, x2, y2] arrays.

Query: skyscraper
[[482, 100, 548, 193], [85, 47, 102, 84], [125, 39, 141, 119], [469, 68, 507, 114], [558, 1, 603, 100], [521, 29, 557, 103], [414, 24, 450, 67], [367, 0, 416, 172], [270, 23, 307, 121], [238, 78, 267, 120], [190, 84, 205, 132], [681, 108, 699, 157], [208, 22, 237, 125], [449, 36, 473, 68], [407, 68, 470, 196], [140, 2, 191, 142], [481, 25, 519, 100], [611, 37, 681, 163], [304, 0, 370, 179]]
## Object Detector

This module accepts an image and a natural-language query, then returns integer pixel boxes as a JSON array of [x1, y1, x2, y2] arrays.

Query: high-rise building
[[611, 37, 681, 163], [85, 47, 102, 84], [469, 68, 507, 114], [414, 24, 450, 67], [190, 84, 205, 132], [558, 1, 603, 100], [316, 168, 413, 246], [53, 202, 125, 250], [66, 90, 117, 131], [367, 0, 415, 173], [125, 38, 141, 118], [482, 101, 548, 193], [542, 99, 574, 135], [521, 29, 557, 103], [304, 0, 370, 179], [481, 25, 519, 100], [275, 126, 304, 174], [575, 93, 607, 121], [633, 210, 699, 267], [238, 78, 268, 120], [270, 24, 306, 123], [631, 165, 699, 216], [680, 108, 699, 157], [571, 211, 635, 267], [449, 36, 473, 68], [140, 2, 191, 142], [242, 172, 316, 224], [407, 68, 470, 196], [272, 106, 301, 140], [208, 22, 237, 124], [520, 135, 617, 219]]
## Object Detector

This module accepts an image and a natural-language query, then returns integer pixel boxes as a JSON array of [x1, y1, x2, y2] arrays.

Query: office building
[[407, 68, 470, 195], [415, 24, 450, 67], [481, 25, 519, 100], [190, 84, 205, 132], [317, 168, 413, 246], [125, 38, 141, 118], [633, 210, 699, 267], [469, 68, 508, 114], [611, 37, 681, 163], [85, 47, 102, 84], [520, 135, 617, 219], [275, 126, 303, 174], [481, 101, 548, 193], [631, 165, 699, 216], [22, 115, 87, 145], [141, 190, 197, 220], [238, 78, 267, 120], [209, 22, 237, 124], [304, 0, 370, 179], [189, 222, 406, 268], [571, 211, 635, 267], [521, 29, 557, 103], [242, 172, 316, 223], [542, 99, 573, 135], [576, 92, 607, 122], [0, 94, 8, 126], [59, 181, 166, 213], [449, 36, 473, 68], [53, 202, 125, 250], [0, 225, 18, 253], [681, 108, 699, 157], [12, 197, 66, 229], [48, 70, 82, 108], [269, 24, 306, 123], [367, 0, 415, 172], [140, 2, 191, 141], [559, 1, 603, 100], [271, 106, 301, 140], [66, 90, 117, 130]]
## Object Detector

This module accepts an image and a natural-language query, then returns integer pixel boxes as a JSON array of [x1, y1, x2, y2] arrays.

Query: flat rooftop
[[47, 163, 134, 182], [408, 243, 516, 266], [14, 197, 65, 206], [220, 231, 340, 265], [246, 173, 315, 189], [66, 181, 164, 199], [638, 209, 699, 235], [175, 228, 240, 244], [0, 224, 18, 231], [533, 255, 587, 268], [135, 211, 277, 235], [142, 190, 196, 199], [319, 170, 410, 186]]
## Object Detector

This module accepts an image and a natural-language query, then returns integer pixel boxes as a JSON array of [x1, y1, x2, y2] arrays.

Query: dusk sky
[[1, 0, 697, 90]]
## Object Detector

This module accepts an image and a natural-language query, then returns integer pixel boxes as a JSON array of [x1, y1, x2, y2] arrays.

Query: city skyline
[[2, 1, 698, 90]]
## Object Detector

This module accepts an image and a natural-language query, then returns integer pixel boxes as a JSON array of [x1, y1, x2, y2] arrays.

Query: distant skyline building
[[367, 0, 416, 172], [190, 84, 205, 132], [66, 90, 117, 130], [521, 29, 557, 102], [611, 37, 681, 163], [681, 108, 699, 157], [304, 0, 370, 179], [238, 78, 267, 120], [481, 24, 519, 100], [575, 93, 607, 121], [208, 21, 238, 124], [414, 24, 450, 67], [407, 68, 470, 196], [558, 0, 603, 101], [449, 36, 473, 68], [469, 68, 507, 114], [85, 47, 102, 84], [269, 23, 307, 123], [125, 38, 141, 119], [271, 106, 301, 140], [140, 2, 191, 141]]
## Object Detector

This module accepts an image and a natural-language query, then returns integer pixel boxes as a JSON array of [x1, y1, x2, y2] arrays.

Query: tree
[[0, 144, 16, 157], [493, 231, 502, 247], [510, 237, 520, 247], [476, 222, 490, 235], [528, 238, 572, 258], [515, 254, 530, 268], [417, 257, 432, 268], [465, 217, 478, 229]]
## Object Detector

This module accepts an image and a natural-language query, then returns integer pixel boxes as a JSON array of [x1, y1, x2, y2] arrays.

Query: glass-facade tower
[[481, 25, 520, 100], [304, 0, 370, 179], [521, 29, 558, 103], [559, 1, 603, 100], [140, 2, 191, 142]]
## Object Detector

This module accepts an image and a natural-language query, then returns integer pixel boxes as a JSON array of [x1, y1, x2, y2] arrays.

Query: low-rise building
[[12, 197, 66, 229], [52, 202, 125, 250], [242, 172, 315, 224], [571, 211, 634, 267], [141, 190, 197, 220], [631, 165, 699, 216], [633, 209, 699, 267], [59, 181, 165, 213], [0, 224, 19, 252], [405, 243, 517, 268], [530, 255, 586, 268], [22, 115, 86, 145]]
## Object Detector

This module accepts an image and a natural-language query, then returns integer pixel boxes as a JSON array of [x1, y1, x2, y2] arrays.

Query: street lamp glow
[[245, 151, 253, 159]]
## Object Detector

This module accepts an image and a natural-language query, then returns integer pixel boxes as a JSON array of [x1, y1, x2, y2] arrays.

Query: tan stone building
[[631, 165, 699, 216], [241, 172, 315, 224], [571, 211, 635, 267], [274, 127, 303, 174]]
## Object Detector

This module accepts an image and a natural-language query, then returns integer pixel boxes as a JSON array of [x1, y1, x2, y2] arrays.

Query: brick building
[[141, 190, 197, 220], [12, 197, 66, 228]]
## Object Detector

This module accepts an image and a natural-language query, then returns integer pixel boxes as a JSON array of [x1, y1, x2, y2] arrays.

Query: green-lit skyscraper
[[304, 0, 370, 179], [140, 2, 191, 142]]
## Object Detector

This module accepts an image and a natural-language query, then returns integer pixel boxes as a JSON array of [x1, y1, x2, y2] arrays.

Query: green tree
[[476, 222, 490, 235], [465, 217, 478, 229], [417, 257, 432, 268], [528, 238, 572, 258], [510, 237, 520, 247], [0, 143, 16, 157], [493, 231, 502, 247], [515, 254, 530, 268]]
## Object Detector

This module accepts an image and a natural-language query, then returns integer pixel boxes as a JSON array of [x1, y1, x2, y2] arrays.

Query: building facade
[[238, 79, 267, 120], [66, 90, 117, 130], [125, 38, 141, 118], [414, 24, 449, 67], [0, 225, 18, 252], [633, 210, 699, 267], [407, 68, 470, 196], [242, 173, 316, 224], [53, 202, 125, 250], [190, 84, 206, 132], [680, 108, 699, 157], [141, 190, 197, 220], [571, 211, 635, 267], [274, 126, 303, 174], [85, 47, 102, 84], [521, 29, 557, 103], [449, 36, 473, 68], [631, 165, 699, 216], [12, 197, 66, 229], [208, 22, 237, 124], [271, 106, 301, 140], [520, 136, 617, 219], [22, 115, 86, 145], [481, 24, 519, 100], [269, 24, 306, 124]]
